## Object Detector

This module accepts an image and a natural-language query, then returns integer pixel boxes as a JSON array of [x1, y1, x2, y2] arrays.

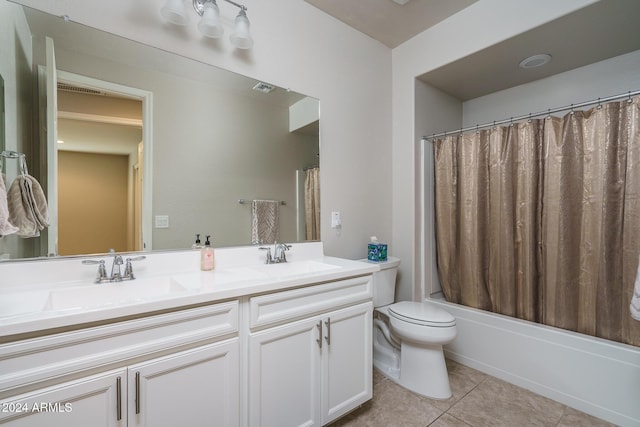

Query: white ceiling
[[304, 0, 478, 48], [305, 0, 640, 101]]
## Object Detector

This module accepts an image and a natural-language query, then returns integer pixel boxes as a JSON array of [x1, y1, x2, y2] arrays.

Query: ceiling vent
[[57, 82, 108, 96], [252, 82, 275, 94]]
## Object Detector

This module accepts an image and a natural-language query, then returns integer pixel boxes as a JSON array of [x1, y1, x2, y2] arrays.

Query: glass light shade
[[230, 10, 253, 49], [198, 1, 224, 38], [161, 0, 188, 25]]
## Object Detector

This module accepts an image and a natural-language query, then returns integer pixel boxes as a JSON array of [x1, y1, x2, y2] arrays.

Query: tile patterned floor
[[328, 360, 615, 427]]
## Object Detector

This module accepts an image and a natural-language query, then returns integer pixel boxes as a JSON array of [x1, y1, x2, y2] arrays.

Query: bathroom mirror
[[0, 1, 320, 261]]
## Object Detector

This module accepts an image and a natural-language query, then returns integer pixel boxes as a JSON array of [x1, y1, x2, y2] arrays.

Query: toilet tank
[[360, 257, 400, 307]]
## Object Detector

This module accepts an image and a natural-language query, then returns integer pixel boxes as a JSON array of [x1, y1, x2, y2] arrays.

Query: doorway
[[55, 71, 152, 255]]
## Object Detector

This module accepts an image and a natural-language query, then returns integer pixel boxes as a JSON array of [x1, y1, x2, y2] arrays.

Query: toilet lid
[[388, 301, 456, 327]]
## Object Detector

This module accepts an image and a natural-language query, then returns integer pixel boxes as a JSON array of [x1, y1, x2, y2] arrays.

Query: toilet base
[[398, 341, 452, 400]]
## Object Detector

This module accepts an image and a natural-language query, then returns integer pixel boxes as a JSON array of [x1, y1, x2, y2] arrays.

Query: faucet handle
[[274, 243, 292, 262], [259, 246, 273, 264], [82, 259, 108, 283], [124, 255, 146, 279]]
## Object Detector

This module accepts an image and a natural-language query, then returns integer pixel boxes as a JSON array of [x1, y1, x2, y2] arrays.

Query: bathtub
[[428, 299, 640, 427]]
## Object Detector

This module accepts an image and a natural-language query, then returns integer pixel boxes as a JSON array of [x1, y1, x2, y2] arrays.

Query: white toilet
[[365, 257, 457, 399]]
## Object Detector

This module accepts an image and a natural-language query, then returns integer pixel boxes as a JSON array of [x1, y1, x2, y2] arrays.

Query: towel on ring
[[251, 200, 280, 245], [0, 173, 19, 237], [7, 174, 49, 238], [631, 254, 640, 321]]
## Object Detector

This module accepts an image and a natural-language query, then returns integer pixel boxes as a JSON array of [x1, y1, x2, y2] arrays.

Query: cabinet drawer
[[0, 301, 238, 394], [249, 276, 372, 329]]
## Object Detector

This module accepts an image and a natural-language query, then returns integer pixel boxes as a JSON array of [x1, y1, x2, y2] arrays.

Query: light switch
[[331, 211, 341, 229], [155, 215, 169, 228]]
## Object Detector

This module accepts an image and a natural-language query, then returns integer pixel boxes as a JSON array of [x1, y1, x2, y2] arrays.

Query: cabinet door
[[128, 339, 239, 427], [249, 317, 322, 427], [0, 369, 126, 427], [322, 302, 372, 425]]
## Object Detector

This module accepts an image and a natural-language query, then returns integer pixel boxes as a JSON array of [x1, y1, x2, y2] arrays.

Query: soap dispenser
[[192, 234, 202, 250], [200, 235, 215, 271]]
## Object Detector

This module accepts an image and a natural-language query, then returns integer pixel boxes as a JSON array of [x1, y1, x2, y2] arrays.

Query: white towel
[[251, 200, 280, 244], [631, 255, 640, 321], [0, 173, 19, 237]]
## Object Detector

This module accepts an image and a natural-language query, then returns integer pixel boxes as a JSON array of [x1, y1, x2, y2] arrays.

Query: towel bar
[[238, 199, 286, 206]]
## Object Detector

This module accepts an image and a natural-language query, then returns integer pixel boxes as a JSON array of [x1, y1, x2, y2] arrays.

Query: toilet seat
[[388, 301, 456, 328]]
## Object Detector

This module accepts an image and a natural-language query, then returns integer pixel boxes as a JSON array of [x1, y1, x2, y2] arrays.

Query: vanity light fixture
[[160, 0, 253, 49]]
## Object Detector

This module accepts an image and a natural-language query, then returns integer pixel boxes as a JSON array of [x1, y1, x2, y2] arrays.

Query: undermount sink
[[44, 277, 188, 312], [251, 260, 340, 277]]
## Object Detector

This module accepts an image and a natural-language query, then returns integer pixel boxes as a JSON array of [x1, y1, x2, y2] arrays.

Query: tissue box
[[367, 243, 388, 262]]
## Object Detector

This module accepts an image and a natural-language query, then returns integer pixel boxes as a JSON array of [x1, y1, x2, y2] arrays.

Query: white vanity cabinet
[[0, 301, 240, 427], [128, 339, 239, 427], [247, 276, 373, 427], [0, 369, 126, 427]]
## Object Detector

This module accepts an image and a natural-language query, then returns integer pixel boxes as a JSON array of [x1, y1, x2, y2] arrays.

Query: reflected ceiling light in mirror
[[229, 9, 253, 49], [197, 0, 223, 37], [161, 0, 253, 49], [160, 0, 189, 25]]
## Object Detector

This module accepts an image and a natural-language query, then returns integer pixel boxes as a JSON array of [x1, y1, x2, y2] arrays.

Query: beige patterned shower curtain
[[433, 96, 640, 346], [304, 167, 320, 240]]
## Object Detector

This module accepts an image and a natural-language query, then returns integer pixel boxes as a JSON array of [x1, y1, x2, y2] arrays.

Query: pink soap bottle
[[200, 235, 215, 271]]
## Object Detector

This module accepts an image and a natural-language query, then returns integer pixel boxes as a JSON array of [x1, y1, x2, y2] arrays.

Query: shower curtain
[[433, 96, 640, 346], [304, 167, 320, 240]]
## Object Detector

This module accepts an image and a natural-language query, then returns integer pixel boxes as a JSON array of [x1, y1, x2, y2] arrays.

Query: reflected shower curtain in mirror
[[433, 96, 640, 346], [304, 167, 320, 240]]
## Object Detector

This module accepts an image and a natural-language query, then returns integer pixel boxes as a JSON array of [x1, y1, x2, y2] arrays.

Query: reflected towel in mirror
[[7, 174, 49, 238], [251, 200, 280, 244], [0, 173, 19, 237], [631, 255, 640, 321]]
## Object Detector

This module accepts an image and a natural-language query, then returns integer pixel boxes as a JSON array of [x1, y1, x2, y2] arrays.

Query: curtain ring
[[628, 91, 633, 104], [570, 104, 575, 116], [509, 117, 514, 127], [527, 113, 532, 123], [475, 124, 479, 134], [546, 109, 551, 120], [597, 97, 602, 109]]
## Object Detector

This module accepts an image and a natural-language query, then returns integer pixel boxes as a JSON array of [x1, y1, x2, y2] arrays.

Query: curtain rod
[[422, 89, 640, 142]]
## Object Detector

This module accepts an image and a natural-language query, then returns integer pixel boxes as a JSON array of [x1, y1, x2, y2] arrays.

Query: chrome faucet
[[82, 249, 146, 284], [259, 242, 291, 264]]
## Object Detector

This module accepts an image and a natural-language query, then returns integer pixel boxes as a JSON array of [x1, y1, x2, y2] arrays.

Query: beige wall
[[58, 151, 129, 255]]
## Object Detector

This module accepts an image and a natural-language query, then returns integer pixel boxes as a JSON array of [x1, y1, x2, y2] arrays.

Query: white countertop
[[0, 243, 380, 338]]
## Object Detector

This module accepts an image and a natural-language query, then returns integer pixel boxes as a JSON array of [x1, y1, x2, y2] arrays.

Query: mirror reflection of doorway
[[56, 81, 143, 256]]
